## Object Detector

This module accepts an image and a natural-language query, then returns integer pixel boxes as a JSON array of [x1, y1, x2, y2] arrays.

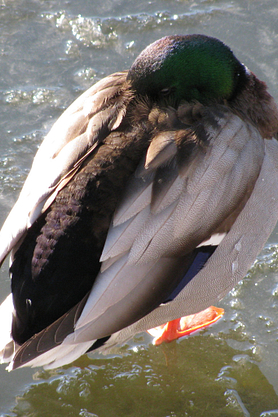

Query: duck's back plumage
[[0, 72, 130, 265], [1, 34, 278, 370]]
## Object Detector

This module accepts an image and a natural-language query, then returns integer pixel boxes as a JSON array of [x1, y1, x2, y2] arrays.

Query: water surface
[[1, 0, 278, 415]]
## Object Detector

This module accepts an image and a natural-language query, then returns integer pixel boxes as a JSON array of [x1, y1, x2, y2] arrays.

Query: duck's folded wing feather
[[10, 111, 277, 370], [113, 137, 278, 341], [71, 113, 264, 341], [0, 72, 129, 265], [102, 112, 264, 265]]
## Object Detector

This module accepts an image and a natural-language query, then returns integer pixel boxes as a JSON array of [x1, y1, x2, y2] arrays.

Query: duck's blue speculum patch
[[164, 247, 216, 303]]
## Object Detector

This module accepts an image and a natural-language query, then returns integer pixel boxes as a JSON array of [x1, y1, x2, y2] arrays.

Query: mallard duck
[[0, 34, 278, 370]]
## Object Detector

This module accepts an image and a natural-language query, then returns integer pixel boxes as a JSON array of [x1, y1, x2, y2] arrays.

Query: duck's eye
[[160, 87, 173, 96]]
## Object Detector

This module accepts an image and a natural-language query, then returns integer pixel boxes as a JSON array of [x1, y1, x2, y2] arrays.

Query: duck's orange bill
[[147, 306, 224, 345]]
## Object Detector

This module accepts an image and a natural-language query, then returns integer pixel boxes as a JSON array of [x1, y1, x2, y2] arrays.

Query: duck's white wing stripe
[[197, 233, 226, 247]]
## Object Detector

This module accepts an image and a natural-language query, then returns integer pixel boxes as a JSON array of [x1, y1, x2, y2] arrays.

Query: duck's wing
[[0, 71, 130, 265], [11, 108, 278, 370], [111, 137, 278, 346], [71, 109, 268, 335]]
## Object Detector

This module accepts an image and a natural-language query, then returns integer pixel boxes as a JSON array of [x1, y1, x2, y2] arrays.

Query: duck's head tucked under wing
[[0, 34, 278, 370]]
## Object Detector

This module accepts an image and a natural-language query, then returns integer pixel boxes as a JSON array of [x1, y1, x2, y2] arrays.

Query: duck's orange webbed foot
[[147, 306, 224, 345]]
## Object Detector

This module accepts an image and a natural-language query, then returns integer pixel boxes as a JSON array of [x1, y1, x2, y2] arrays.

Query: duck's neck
[[230, 71, 278, 138]]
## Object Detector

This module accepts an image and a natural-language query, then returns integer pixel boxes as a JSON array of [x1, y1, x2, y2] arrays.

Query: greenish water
[[1, 0, 278, 415]]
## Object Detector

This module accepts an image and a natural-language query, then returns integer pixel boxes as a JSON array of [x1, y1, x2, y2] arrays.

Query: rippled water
[[1, 0, 278, 415]]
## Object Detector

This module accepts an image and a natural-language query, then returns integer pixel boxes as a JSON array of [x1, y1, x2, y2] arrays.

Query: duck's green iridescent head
[[128, 34, 248, 105]]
